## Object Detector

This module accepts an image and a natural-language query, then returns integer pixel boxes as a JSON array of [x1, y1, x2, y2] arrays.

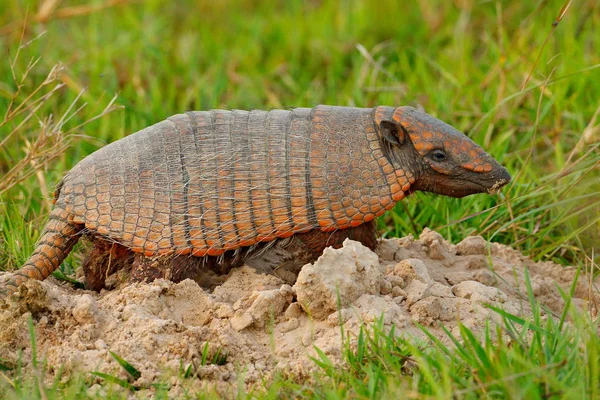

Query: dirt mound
[[1, 229, 597, 396]]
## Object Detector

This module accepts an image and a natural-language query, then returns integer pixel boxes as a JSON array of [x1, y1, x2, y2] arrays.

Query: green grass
[[0, 0, 599, 398]]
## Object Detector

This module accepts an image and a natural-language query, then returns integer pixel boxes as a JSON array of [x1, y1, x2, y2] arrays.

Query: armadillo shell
[[59, 106, 400, 257]]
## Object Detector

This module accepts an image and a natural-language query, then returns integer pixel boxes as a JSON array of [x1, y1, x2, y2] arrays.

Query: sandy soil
[[1, 229, 597, 397]]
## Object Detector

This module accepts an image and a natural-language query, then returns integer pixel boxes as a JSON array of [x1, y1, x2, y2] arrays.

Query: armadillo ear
[[379, 120, 407, 146]]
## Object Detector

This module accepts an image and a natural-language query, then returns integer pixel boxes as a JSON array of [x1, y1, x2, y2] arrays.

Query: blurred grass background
[[0, 0, 598, 273]]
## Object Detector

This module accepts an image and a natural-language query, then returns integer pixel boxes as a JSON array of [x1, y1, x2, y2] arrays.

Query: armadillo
[[2, 105, 511, 293]]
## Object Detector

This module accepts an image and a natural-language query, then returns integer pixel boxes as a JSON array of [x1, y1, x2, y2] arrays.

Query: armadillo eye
[[430, 149, 447, 162]]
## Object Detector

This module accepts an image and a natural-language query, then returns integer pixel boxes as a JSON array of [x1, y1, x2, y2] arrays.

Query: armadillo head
[[377, 106, 511, 198]]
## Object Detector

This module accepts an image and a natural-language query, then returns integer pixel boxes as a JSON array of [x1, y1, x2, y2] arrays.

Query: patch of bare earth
[[1, 229, 597, 397]]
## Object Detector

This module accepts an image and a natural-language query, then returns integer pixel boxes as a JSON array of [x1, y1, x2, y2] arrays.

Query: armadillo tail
[[3, 205, 82, 294]]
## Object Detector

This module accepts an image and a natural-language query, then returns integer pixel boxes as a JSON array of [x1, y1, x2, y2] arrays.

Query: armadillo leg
[[82, 238, 134, 292], [296, 220, 378, 254], [128, 255, 198, 284], [128, 251, 244, 285], [3, 205, 82, 293], [129, 255, 166, 284]]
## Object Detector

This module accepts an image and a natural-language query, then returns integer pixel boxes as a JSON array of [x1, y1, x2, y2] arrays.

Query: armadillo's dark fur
[[2, 105, 511, 293]]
